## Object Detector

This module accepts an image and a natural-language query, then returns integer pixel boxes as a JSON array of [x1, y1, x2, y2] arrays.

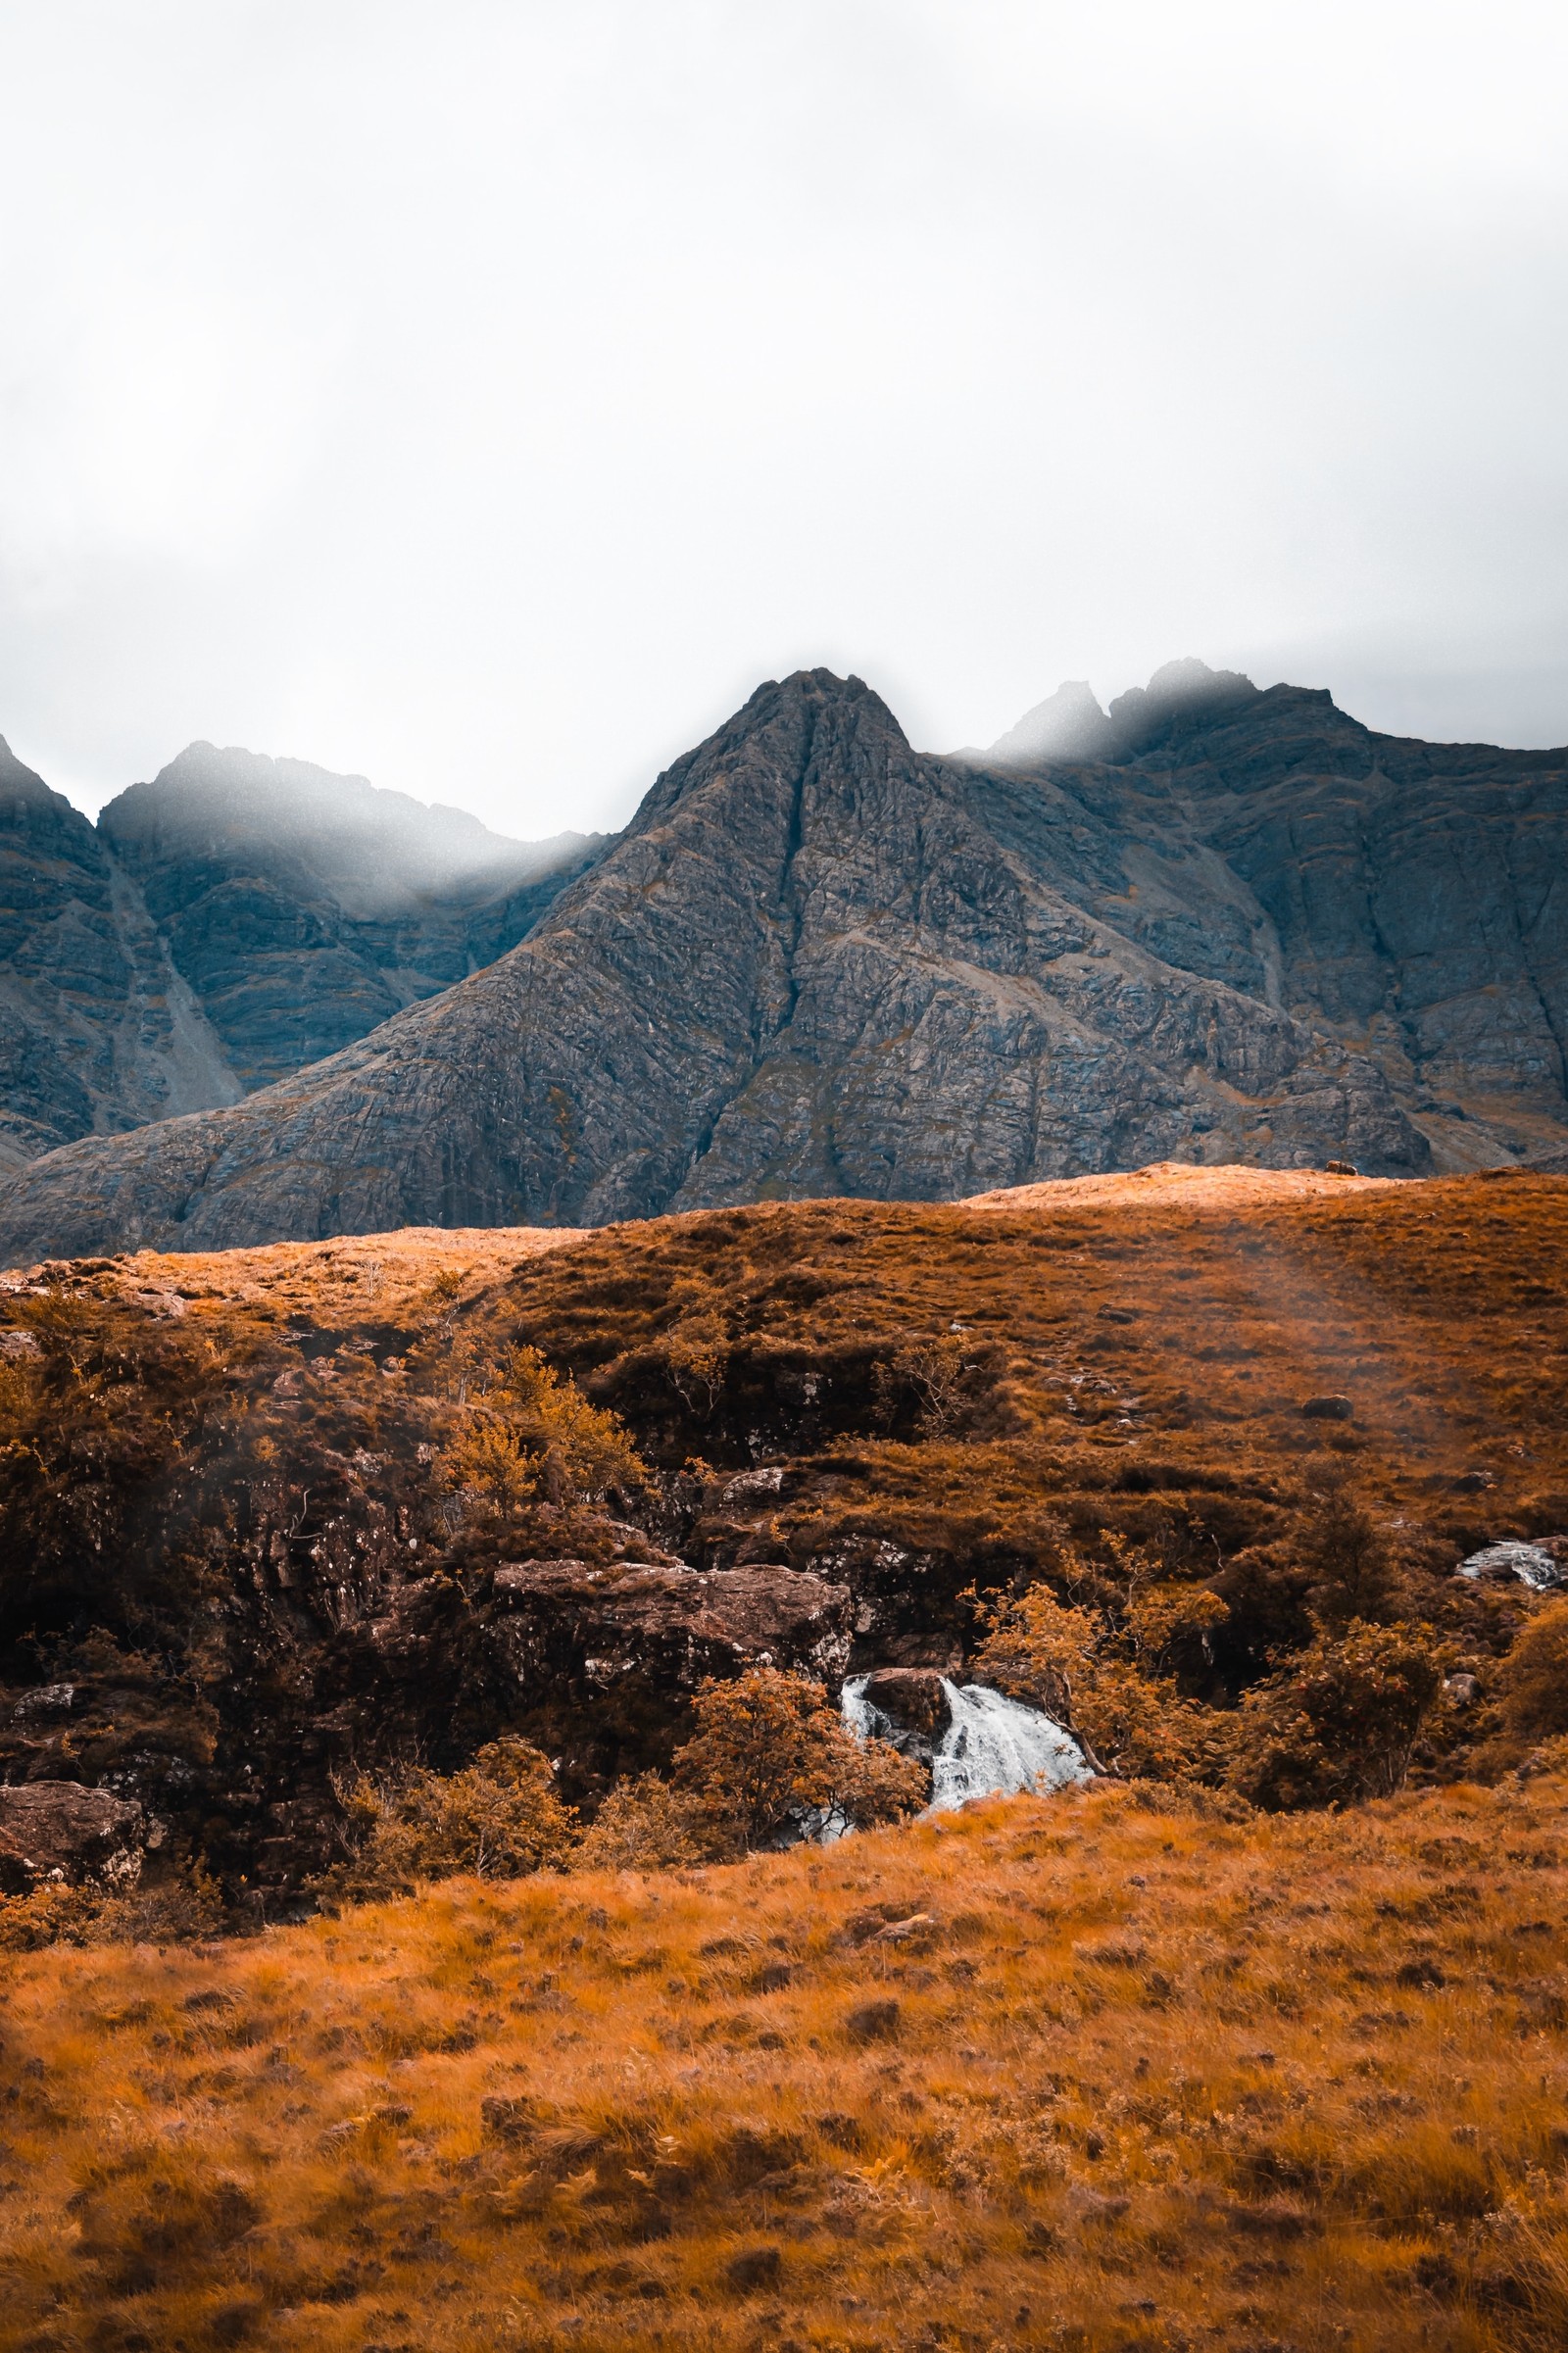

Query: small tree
[[1297, 1471, 1398, 1625], [438, 1348, 643, 1516], [318, 1736, 578, 1905], [974, 1579, 1221, 1782], [671, 1667, 926, 1854], [1229, 1619, 1443, 1809], [875, 1336, 970, 1438]]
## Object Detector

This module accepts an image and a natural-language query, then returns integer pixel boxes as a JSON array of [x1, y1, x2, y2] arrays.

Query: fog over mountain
[[0, 738, 600, 1171], [2, 6, 1565, 841]]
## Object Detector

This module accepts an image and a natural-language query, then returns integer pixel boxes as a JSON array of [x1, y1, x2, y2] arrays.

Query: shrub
[[1297, 1470, 1399, 1625], [1495, 1599, 1568, 1742], [670, 1668, 926, 1854], [973, 1578, 1222, 1781], [438, 1348, 644, 1512], [875, 1336, 970, 1438], [318, 1736, 578, 1905], [573, 1775, 709, 1870], [0, 1863, 225, 1951], [1229, 1619, 1445, 1809]]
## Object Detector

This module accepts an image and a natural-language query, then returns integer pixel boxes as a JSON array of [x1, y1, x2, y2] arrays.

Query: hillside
[[2, 1165, 1566, 1911], [2, 661, 1565, 1261], [0, 736, 599, 1171], [3, 1772, 1568, 2353], [5, 1168, 1568, 2344]]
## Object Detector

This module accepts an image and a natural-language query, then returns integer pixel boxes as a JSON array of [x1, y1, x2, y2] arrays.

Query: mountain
[[0, 738, 601, 1171], [0, 661, 1565, 1261]]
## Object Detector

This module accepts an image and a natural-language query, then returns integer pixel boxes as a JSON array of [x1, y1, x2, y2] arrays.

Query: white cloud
[[0, 0, 1563, 832]]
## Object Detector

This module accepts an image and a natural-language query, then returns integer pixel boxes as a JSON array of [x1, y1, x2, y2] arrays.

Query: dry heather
[[4, 1772, 1568, 2353]]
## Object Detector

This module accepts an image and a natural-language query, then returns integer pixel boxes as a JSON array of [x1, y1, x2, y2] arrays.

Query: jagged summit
[[0, 736, 63, 805], [0, 738, 603, 1170], [985, 680, 1113, 763], [983, 658, 1260, 767], [102, 744, 581, 914]]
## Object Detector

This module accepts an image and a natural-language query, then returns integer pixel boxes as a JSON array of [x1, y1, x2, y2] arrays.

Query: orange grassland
[[4, 1770, 1568, 2353]]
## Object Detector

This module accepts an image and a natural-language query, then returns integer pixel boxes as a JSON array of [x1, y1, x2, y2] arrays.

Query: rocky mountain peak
[[0, 736, 70, 813], [984, 680, 1113, 764], [985, 658, 1261, 769], [1, 658, 1565, 1260], [100, 743, 577, 915]]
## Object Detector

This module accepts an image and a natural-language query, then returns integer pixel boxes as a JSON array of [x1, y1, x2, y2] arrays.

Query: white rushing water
[[842, 1675, 1089, 1810]]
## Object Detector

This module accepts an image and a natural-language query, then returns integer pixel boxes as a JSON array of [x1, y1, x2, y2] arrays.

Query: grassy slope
[[6, 1167, 1568, 2348], [5, 1773, 1568, 2353], [491, 1170, 1568, 1521]]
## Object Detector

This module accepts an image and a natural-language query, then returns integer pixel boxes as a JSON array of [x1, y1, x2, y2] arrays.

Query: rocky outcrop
[[1455, 1539, 1568, 1591], [2, 658, 1566, 1258], [0, 1781, 147, 1891], [486, 1559, 852, 1725], [0, 734, 599, 1169], [973, 662, 1568, 1173]]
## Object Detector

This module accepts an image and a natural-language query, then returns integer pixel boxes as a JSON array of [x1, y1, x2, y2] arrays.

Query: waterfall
[[842, 1675, 1088, 1809]]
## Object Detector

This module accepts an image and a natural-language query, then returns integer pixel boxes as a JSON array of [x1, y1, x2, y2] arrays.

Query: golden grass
[[5, 1771, 1568, 2352], [117, 1223, 582, 1319], [486, 1167, 1568, 1524]]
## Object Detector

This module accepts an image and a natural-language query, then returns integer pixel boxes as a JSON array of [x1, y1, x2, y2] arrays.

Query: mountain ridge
[[0, 736, 602, 1170], [3, 658, 1565, 1262]]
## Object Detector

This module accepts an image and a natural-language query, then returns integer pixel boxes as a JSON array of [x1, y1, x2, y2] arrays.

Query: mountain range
[[0, 736, 600, 1173], [0, 658, 1564, 1261]]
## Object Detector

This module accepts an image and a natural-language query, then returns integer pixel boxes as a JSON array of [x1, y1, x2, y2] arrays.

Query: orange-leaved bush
[[437, 1346, 644, 1513], [671, 1667, 926, 1853], [318, 1736, 578, 1904], [1229, 1618, 1444, 1809], [974, 1577, 1223, 1782], [572, 1774, 709, 1871]]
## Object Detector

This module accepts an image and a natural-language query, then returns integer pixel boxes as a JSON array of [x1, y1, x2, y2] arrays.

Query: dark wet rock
[[1301, 1395, 1354, 1421], [859, 1668, 953, 1753], [487, 1558, 852, 1704], [0, 1780, 146, 1891]]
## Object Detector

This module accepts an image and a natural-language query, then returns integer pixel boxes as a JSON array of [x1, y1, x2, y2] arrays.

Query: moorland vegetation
[[5, 1773, 1568, 2351], [2, 1169, 1568, 2343]]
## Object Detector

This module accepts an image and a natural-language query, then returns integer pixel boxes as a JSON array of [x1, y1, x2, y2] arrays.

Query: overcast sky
[[1, 1, 1565, 839]]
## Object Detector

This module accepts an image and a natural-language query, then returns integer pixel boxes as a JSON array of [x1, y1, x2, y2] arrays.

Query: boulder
[[859, 1668, 953, 1742], [848, 1667, 955, 1768], [0, 1781, 146, 1892], [1455, 1542, 1566, 1592]]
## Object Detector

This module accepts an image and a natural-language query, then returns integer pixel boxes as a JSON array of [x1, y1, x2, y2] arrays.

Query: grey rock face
[[100, 745, 604, 1090], [0, 735, 600, 1169], [0, 661, 1564, 1260], [975, 662, 1568, 1172]]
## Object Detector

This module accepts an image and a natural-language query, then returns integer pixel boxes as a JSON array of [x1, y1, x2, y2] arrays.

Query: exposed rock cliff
[[0, 736, 599, 1171], [1, 662, 1564, 1259]]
